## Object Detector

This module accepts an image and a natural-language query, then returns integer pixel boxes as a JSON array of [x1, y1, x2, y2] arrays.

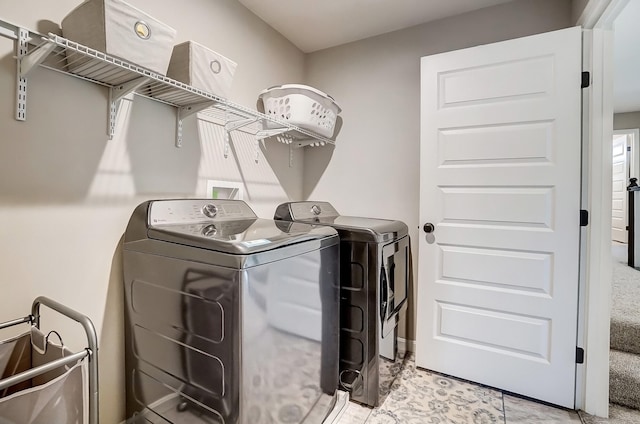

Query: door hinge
[[576, 347, 585, 364], [628, 146, 632, 152], [581, 71, 590, 88], [580, 210, 588, 226]]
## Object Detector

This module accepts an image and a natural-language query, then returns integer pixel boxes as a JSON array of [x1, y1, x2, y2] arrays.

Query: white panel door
[[612, 134, 628, 243], [417, 26, 582, 408]]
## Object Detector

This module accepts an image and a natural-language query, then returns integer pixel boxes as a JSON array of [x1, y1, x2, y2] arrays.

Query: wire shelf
[[36, 33, 335, 146]]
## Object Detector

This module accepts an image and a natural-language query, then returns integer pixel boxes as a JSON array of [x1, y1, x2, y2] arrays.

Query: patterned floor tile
[[367, 358, 504, 424], [503, 394, 581, 423], [337, 353, 640, 424]]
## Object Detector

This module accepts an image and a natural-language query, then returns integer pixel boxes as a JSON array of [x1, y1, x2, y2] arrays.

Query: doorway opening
[[608, 0, 640, 413]]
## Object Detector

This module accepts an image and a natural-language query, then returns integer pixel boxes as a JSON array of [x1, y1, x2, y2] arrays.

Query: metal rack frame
[[0, 296, 99, 424], [0, 18, 334, 165]]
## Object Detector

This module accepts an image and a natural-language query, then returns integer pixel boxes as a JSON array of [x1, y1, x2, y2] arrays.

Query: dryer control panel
[[148, 199, 257, 226], [276, 201, 340, 221]]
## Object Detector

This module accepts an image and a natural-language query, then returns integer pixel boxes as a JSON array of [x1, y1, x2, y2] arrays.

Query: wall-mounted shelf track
[[0, 18, 335, 163]]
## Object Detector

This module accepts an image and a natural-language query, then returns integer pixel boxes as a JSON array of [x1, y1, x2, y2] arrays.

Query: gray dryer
[[274, 201, 409, 407], [123, 199, 342, 423]]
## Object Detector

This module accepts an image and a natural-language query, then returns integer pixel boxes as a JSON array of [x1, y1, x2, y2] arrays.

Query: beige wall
[[303, 0, 573, 341], [0, 0, 580, 421], [614, 111, 640, 130], [0, 1, 305, 422], [571, 0, 591, 23]]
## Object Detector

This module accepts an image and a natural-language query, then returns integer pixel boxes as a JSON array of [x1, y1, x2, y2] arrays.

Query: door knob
[[423, 223, 435, 233]]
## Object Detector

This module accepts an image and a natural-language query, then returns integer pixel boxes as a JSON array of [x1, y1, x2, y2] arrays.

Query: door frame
[[613, 128, 640, 180], [577, 0, 630, 417], [611, 129, 639, 244], [611, 131, 631, 243]]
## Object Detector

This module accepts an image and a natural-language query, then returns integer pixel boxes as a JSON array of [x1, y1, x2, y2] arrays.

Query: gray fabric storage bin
[[167, 41, 237, 98], [61, 0, 177, 75]]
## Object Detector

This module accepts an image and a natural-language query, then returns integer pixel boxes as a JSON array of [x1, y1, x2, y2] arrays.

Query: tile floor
[[337, 354, 640, 424]]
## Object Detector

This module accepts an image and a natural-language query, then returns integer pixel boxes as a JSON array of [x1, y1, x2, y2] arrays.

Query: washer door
[[380, 236, 409, 336]]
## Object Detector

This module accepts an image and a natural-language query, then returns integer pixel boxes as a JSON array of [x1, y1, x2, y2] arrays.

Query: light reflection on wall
[[85, 96, 289, 216], [87, 97, 136, 201], [195, 118, 244, 196], [196, 113, 289, 217]]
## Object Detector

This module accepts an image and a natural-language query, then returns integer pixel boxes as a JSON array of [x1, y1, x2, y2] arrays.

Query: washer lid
[[274, 201, 408, 243], [149, 217, 337, 255], [298, 216, 407, 243], [315, 215, 406, 234]]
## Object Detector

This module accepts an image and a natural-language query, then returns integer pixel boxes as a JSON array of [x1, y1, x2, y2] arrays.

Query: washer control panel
[[149, 199, 256, 226], [152, 221, 254, 238], [288, 201, 339, 220]]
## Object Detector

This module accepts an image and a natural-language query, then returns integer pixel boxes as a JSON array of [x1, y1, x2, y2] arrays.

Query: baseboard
[[399, 337, 416, 353], [323, 390, 350, 423]]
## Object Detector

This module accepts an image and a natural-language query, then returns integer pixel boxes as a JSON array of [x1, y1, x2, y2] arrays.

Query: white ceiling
[[239, 0, 640, 114], [614, 0, 640, 114], [237, 0, 515, 53]]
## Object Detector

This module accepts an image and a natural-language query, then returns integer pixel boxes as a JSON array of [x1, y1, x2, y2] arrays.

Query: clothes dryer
[[123, 199, 344, 423], [274, 201, 409, 407]]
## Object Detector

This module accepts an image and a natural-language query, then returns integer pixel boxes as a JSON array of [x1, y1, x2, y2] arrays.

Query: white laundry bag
[[0, 331, 88, 424]]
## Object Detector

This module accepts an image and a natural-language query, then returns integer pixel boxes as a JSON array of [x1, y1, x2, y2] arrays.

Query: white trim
[[576, 0, 629, 29], [575, 29, 592, 414], [579, 0, 632, 416], [398, 337, 416, 354], [322, 390, 350, 424], [580, 26, 615, 418], [577, 0, 613, 28]]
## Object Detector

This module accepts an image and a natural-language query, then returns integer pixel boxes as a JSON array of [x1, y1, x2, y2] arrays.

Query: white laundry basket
[[61, 0, 177, 74], [167, 41, 237, 98], [258, 84, 341, 139]]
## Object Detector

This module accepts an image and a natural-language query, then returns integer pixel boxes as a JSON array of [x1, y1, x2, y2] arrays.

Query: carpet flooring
[[610, 243, 640, 355], [610, 242, 640, 411]]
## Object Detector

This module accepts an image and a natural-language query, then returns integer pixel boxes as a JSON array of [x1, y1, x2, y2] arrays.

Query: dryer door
[[380, 235, 409, 336]]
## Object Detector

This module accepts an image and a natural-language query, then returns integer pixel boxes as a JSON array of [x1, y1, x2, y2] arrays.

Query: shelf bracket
[[223, 117, 258, 158], [176, 101, 215, 147], [15, 28, 29, 121], [289, 144, 294, 168], [255, 138, 260, 163], [19, 40, 56, 78], [108, 76, 151, 139], [288, 138, 331, 166], [255, 127, 290, 142], [293, 139, 329, 148], [225, 117, 258, 133]]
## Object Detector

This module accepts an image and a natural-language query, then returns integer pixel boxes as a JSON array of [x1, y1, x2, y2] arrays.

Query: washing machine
[[274, 201, 409, 407], [122, 199, 345, 424]]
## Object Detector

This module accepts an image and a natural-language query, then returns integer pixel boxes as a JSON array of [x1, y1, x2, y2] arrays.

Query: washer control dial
[[311, 204, 322, 216], [202, 224, 218, 237], [202, 204, 218, 218]]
